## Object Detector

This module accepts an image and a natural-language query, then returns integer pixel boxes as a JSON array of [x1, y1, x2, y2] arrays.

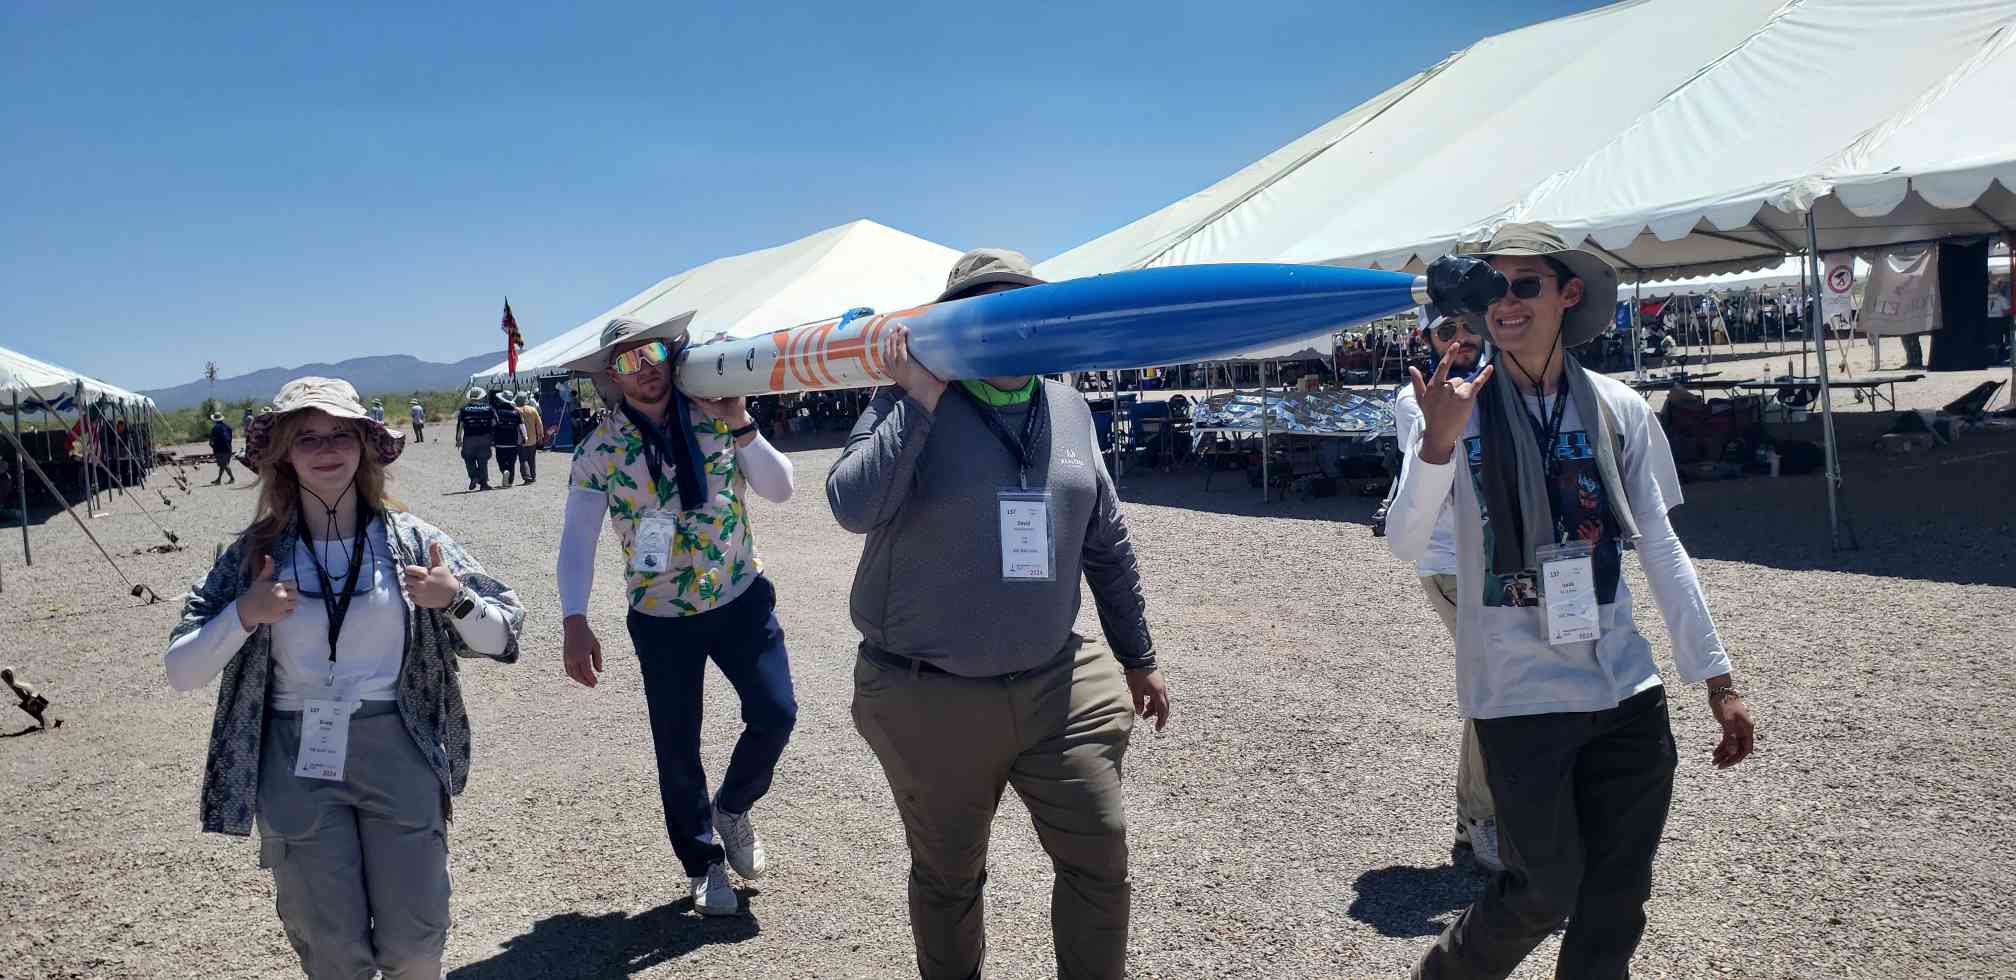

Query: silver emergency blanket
[[1192, 387, 1395, 437]]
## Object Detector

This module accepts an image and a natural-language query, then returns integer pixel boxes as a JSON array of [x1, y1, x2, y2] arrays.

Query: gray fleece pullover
[[825, 381, 1155, 677]]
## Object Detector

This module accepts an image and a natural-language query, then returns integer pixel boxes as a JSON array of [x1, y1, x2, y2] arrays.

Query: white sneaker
[[714, 805, 767, 880], [1470, 817, 1505, 873], [688, 862, 741, 916]]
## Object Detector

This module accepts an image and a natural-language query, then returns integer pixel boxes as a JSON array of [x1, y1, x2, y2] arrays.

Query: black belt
[[859, 643, 954, 676], [858, 640, 1072, 680]]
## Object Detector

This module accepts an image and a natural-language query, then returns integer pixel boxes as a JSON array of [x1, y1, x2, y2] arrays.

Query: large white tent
[[474, 220, 961, 387], [1041, 0, 2016, 283], [1443, 0, 2016, 281], [1038, 0, 1791, 280]]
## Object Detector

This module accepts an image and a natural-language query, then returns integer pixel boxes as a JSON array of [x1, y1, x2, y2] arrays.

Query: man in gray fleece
[[827, 248, 1172, 980]]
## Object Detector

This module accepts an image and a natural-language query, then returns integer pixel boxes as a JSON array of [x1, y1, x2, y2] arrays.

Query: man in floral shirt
[[554, 313, 799, 917]]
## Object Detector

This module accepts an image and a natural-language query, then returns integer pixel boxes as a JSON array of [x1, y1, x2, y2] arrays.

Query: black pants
[[493, 445, 518, 483], [625, 577, 797, 878], [412, 421, 424, 443], [460, 435, 492, 487], [211, 450, 235, 483], [1418, 687, 1677, 980], [518, 446, 536, 482]]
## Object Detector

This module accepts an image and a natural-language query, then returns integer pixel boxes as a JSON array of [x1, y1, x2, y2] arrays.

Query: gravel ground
[[3, 369, 2013, 978]]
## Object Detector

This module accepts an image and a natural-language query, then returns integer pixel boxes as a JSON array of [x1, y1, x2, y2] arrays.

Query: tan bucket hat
[[243, 377, 405, 468], [1462, 222, 1619, 347], [935, 248, 1045, 303]]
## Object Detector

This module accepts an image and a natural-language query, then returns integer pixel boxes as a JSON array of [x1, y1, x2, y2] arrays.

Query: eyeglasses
[[293, 430, 359, 454], [610, 341, 671, 376]]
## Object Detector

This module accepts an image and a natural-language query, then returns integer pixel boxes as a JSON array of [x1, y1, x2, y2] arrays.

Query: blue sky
[[1, 0, 1605, 391]]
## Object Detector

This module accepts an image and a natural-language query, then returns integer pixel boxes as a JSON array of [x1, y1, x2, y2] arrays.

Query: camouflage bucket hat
[[243, 376, 405, 468]]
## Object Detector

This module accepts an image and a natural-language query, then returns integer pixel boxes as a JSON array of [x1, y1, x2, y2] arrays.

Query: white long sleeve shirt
[[1384, 373, 1731, 719], [1391, 386, 1457, 578], [164, 519, 512, 708]]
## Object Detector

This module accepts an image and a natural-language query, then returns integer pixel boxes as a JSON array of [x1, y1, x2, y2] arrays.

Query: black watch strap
[[451, 590, 478, 620], [730, 422, 759, 438]]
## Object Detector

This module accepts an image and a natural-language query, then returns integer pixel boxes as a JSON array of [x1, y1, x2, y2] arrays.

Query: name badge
[[634, 511, 676, 573], [1536, 540, 1601, 645], [998, 489, 1055, 582], [294, 688, 356, 781]]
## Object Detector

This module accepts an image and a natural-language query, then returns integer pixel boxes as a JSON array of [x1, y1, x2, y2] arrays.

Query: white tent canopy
[[1042, 0, 2016, 284], [1, 345, 154, 414], [475, 220, 961, 387], [1467, 0, 2016, 280], [1038, 0, 1791, 280]]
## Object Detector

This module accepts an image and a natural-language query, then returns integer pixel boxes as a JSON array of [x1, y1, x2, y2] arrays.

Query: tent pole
[[13, 390, 27, 566], [1798, 265, 1811, 378], [1804, 211, 1849, 551], [1260, 360, 1270, 503], [1632, 282, 1643, 379]]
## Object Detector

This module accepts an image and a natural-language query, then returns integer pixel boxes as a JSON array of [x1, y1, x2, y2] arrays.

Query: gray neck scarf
[[1475, 349, 1639, 577]]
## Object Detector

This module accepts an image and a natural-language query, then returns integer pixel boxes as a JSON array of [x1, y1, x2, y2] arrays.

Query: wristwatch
[[1707, 683, 1741, 703], [729, 421, 759, 439], [450, 588, 478, 620]]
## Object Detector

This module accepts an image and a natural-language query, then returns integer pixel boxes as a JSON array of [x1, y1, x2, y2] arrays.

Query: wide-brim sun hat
[[243, 377, 405, 469], [935, 248, 1044, 303], [466, 387, 486, 402], [209, 413, 224, 422], [1458, 222, 1619, 348], [561, 311, 696, 407]]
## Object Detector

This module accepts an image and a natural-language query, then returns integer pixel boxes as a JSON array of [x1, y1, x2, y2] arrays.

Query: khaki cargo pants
[[852, 636, 1135, 980]]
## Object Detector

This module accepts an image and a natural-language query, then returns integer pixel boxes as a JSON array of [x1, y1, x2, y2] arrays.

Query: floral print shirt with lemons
[[568, 411, 762, 616]]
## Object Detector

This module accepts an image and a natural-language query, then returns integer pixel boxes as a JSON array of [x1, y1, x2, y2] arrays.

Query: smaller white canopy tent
[[475, 220, 962, 387], [1, 345, 155, 414]]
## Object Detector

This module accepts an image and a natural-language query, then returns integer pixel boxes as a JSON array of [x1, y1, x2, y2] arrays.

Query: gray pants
[[1417, 687, 1678, 980], [852, 637, 1135, 980], [1421, 575, 1493, 829], [258, 701, 451, 980]]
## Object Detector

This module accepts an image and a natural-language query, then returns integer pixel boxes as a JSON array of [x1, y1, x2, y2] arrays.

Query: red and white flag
[[501, 299, 525, 375]]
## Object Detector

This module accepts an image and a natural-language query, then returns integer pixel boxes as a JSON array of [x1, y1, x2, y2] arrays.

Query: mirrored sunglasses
[[610, 340, 671, 376]]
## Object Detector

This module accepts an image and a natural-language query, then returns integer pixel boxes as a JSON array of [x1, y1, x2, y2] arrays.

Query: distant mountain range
[[143, 351, 506, 411]]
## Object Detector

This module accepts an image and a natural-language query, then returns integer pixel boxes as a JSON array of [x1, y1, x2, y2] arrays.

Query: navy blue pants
[[626, 576, 797, 878]]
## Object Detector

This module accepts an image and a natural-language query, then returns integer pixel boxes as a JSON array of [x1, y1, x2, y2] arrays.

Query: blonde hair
[[239, 411, 400, 575]]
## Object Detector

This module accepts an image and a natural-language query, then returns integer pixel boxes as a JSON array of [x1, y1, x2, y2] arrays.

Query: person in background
[[515, 392, 545, 485], [369, 399, 386, 423], [409, 399, 427, 443], [208, 413, 238, 485], [242, 408, 255, 443], [3, 667, 60, 730], [165, 376, 522, 979], [828, 249, 1171, 980], [1388, 225, 1754, 980], [557, 314, 799, 918], [489, 390, 524, 489], [1389, 314, 1501, 874], [455, 388, 497, 491]]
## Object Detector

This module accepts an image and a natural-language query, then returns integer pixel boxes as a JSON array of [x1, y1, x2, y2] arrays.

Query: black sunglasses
[[1502, 274, 1557, 301], [1434, 319, 1482, 342]]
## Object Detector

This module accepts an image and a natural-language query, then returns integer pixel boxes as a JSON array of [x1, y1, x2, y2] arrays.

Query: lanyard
[[298, 498, 371, 669], [1520, 383, 1570, 480], [619, 400, 678, 501], [959, 380, 1047, 489]]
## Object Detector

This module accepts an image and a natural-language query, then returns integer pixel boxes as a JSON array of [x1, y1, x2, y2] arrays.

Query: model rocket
[[672, 259, 1500, 399]]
